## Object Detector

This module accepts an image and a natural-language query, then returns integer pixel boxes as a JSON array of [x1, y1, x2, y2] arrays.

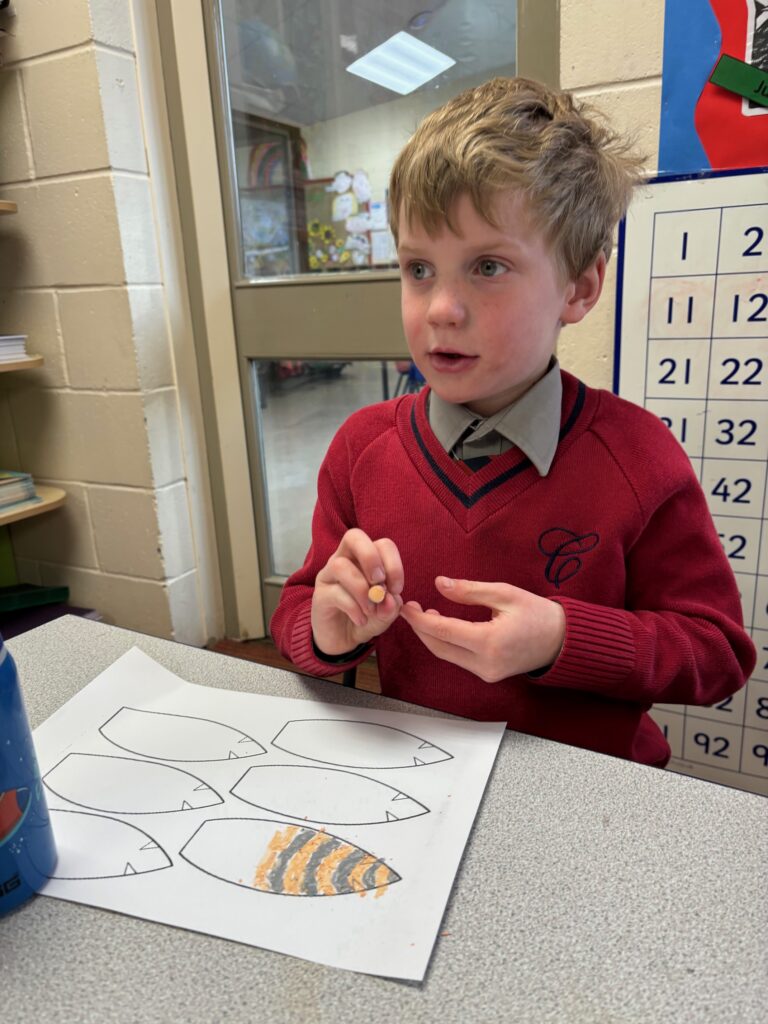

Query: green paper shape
[[710, 54, 768, 109]]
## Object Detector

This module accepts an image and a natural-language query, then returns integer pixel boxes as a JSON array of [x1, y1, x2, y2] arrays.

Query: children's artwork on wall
[[660, 0, 768, 172], [238, 120, 305, 277], [304, 170, 375, 269], [32, 647, 505, 980]]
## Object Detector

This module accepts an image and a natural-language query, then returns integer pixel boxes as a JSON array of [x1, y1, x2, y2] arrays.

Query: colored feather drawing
[[271, 719, 453, 769], [99, 706, 266, 762], [48, 810, 172, 880], [180, 818, 401, 897], [230, 764, 429, 825], [43, 753, 223, 814]]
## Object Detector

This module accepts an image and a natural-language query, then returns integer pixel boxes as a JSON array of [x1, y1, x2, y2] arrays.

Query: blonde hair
[[388, 76, 646, 278]]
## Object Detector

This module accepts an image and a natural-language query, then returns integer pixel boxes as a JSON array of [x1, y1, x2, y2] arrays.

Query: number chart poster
[[615, 167, 768, 796]]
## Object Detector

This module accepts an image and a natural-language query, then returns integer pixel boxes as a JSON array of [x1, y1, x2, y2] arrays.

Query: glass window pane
[[254, 359, 425, 576], [217, 0, 517, 280]]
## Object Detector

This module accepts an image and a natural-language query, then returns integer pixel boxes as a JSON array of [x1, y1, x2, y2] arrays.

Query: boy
[[270, 77, 755, 767]]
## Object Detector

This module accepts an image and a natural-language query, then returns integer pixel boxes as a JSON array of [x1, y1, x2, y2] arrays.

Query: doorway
[[164, 1, 519, 631]]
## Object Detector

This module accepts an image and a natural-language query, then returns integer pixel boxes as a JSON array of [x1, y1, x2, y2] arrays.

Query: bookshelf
[[0, 485, 66, 527], [0, 355, 44, 372], [0, 198, 67, 590]]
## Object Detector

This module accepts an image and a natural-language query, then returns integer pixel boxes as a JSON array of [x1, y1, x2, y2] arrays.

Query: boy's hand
[[311, 529, 404, 656], [399, 577, 565, 682]]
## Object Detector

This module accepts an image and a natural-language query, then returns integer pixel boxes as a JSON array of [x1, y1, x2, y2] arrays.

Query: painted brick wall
[[557, 0, 664, 388], [0, 0, 206, 644]]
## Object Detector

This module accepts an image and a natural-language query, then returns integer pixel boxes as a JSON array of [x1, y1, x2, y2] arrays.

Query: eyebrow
[[397, 239, 525, 256]]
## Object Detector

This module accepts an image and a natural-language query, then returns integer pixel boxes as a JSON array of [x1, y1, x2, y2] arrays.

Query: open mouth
[[428, 350, 478, 372]]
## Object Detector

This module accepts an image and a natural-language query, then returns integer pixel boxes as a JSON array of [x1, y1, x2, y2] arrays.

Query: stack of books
[[0, 335, 28, 362], [0, 470, 38, 511]]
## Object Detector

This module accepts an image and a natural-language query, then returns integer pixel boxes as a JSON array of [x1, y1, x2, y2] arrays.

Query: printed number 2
[[743, 226, 764, 257]]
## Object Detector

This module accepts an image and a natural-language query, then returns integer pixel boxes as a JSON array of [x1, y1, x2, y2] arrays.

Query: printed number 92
[[693, 732, 730, 758]]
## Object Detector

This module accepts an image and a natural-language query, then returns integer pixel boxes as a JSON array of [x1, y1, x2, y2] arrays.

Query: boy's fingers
[[336, 529, 390, 589], [315, 582, 368, 628], [435, 576, 517, 608], [402, 613, 483, 673], [400, 601, 486, 652], [318, 556, 372, 615], [374, 537, 405, 596]]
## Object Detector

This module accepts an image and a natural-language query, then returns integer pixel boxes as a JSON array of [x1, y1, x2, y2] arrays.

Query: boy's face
[[397, 191, 601, 416]]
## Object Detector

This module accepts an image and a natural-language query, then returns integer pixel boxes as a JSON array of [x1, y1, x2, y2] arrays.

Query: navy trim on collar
[[410, 381, 586, 509]]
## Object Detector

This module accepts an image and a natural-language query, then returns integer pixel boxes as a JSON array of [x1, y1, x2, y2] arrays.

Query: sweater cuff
[[287, 603, 372, 676], [538, 597, 636, 690]]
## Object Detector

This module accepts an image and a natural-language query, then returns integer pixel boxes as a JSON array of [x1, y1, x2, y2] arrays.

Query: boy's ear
[[560, 252, 606, 325]]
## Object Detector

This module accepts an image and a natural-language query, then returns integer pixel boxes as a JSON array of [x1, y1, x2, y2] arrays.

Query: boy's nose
[[427, 286, 467, 327]]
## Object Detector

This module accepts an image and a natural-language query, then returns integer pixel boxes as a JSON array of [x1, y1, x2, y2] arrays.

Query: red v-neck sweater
[[270, 372, 755, 766]]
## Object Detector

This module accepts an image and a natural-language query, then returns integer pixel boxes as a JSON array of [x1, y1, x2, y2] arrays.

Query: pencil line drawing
[[230, 764, 430, 825], [271, 719, 453, 769], [179, 818, 401, 897], [43, 753, 223, 815], [99, 706, 266, 762], [45, 809, 172, 880]]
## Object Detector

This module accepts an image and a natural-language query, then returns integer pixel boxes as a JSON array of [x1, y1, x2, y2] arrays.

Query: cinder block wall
[[556, 0, 664, 387], [0, 0, 207, 644]]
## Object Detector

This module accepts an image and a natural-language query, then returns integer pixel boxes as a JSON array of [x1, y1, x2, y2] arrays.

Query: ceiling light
[[345, 31, 455, 95]]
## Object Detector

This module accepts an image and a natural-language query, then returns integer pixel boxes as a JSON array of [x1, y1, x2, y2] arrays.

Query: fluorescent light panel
[[346, 31, 455, 95]]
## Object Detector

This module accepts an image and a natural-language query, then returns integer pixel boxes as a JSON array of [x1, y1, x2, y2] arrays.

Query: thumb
[[435, 576, 517, 609]]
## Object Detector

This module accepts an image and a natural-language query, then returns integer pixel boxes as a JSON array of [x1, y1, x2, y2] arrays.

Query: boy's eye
[[407, 261, 433, 280], [476, 258, 507, 278]]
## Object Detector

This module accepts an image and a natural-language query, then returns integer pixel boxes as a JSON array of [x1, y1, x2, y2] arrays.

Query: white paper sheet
[[32, 648, 505, 980]]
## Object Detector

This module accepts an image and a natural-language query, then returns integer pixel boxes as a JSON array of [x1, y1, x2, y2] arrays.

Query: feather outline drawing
[[271, 719, 452, 769], [99, 706, 266, 762], [230, 764, 429, 825]]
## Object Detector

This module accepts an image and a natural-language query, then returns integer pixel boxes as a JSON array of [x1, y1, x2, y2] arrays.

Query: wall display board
[[659, 0, 767, 174], [615, 167, 768, 796]]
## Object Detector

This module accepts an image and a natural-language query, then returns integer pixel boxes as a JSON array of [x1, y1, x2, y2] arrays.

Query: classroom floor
[[209, 635, 381, 694]]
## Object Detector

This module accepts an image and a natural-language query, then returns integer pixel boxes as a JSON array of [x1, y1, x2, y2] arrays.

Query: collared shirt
[[427, 358, 563, 476]]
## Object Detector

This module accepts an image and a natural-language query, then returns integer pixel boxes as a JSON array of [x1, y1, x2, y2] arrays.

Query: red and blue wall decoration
[[659, 0, 767, 172]]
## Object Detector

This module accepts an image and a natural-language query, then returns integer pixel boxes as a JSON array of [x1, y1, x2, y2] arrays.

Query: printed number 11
[[667, 296, 695, 324]]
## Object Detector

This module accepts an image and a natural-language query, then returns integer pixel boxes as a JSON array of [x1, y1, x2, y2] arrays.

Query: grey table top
[[1, 616, 766, 1024]]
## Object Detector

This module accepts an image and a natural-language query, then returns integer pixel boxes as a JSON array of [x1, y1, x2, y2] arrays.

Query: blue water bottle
[[0, 631, 57, 914]]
